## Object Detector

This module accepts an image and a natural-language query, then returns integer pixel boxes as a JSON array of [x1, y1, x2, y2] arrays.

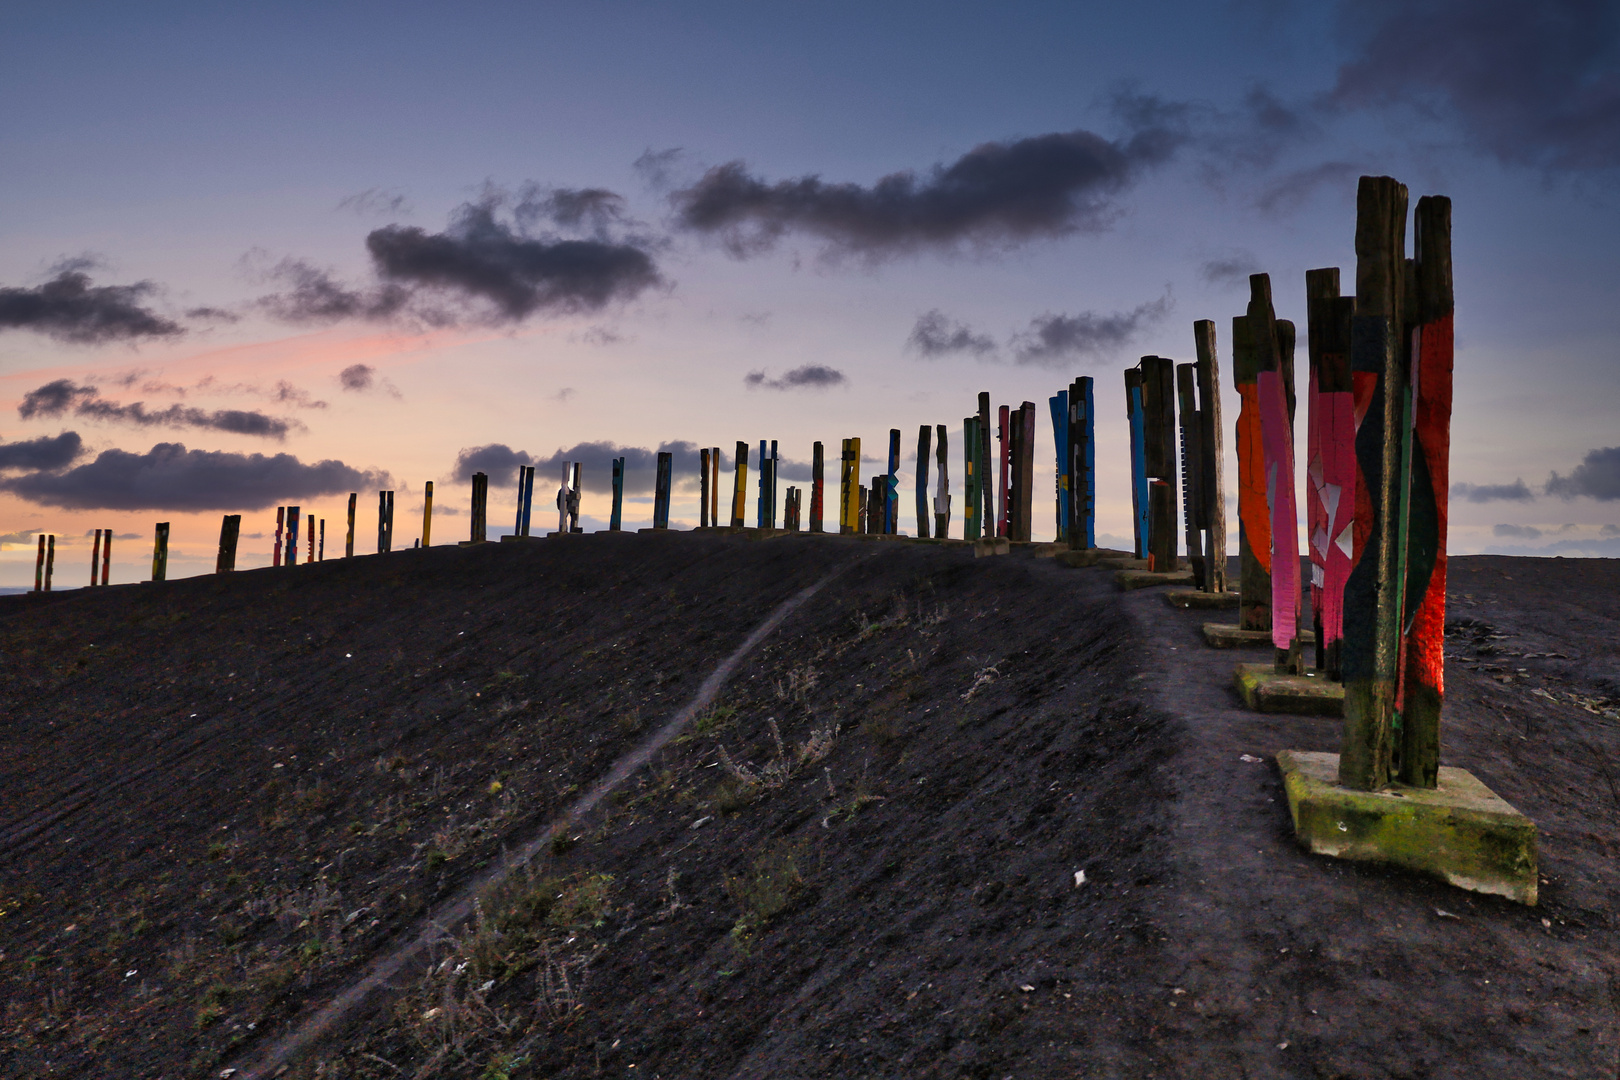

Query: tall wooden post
[[306, 512, 316, 563], [610, 457, 625, 530], [151, 523, 169, 582], [885, 429, 900, 534], [318, 519, 325, 561], [1124, 369, 1148, 558], [730, 441, 747, 528], [1307, 268, 1356, 675], [513, 466, 528, 536], [976, 392, 993, 534], [1148, 482, 1174, 570], [469, 473, 487, 542], [101, 533, 111, 586], [273, 507, 285, 567], [709, 448, 720, 527], [963, 417, 981, 540], [699, 448, 711, 528], [755, 440, 767, 528], [838, 438, 860, 534], [1175, 363, 1205, 582], [33, 534, 45, 593], [933, 424, 950, 539], [378, 491, 393, 553], [1339, 176, 1409, 793], [1016, 402, 1036, 542], [1193, 322, 1228, 593], [345, 493, 357, 558], [1141, 356, 1177, 568], [810, 442, 825, 533], [1233, 316, 1270, 629], [91, 529, 103, 585], [1250, 275, 1303, 672], [914, 426, 931, 538], [1068, 377, 1095, 550], [995, 405, 1010, 537], [1006, 406, 1022, 539], [44, 535, 55, 592], [421, 480, 434, 547], [654, 452, 673, 529], [286, 507, 301, 567], [1050, 391, 1069, 544], [568, 463, 582, 532]]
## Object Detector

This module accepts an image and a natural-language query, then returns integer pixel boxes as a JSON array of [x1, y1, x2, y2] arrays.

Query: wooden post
[[915, 425, 931, 539], [273, 506, 285, 567], [700, 448, 711, 528], [976, 392, 993, 534], [1124, 368, 1148, 558], [810, 442, 825, 533], [709, 448, 720, 527], [514, 466, 528, 536], [151, 523, 169, 582], [1307, 268, 1355, 675], [91, 529, 103, 585], [345, 493, 356, 558], [1069, 377, 1096, 550], [1148, 481, 1174, 571], [469, 473, 487, 542], [1050, 391, 1069, 544], [1141, 356, 1178, 568], [318, 519, 325, 561], [963, 417, 980, 540], [995, 405, 1009, 537], [770, 441, 779, 528], [555, 465, 570, 534], [286, 507, 301, 567], [1251, 274, 1303, 672], [44, 535, 55, 592], [610, 457, 625, 530], [33, 534, 44, 593], [880, 429, 897, 534], [755, 440, 766, 528], [216, 516, 240, 573], [838, 438, 859, 534], [101, 533, 111, 586], [1006, 405, 1022, 539], [1339, 175, 1409, 793], [934, 424, 950, 539], [307, 512, 316, 564], [1017, 402, 1036, 542], [1232, 315, 1270, 630], [1175, 363, 1205, 583], [731, 440, 749, 528], [654, 452, 672, 529], [1193, 322, 1228, 593], [568, 463, 582, 532]]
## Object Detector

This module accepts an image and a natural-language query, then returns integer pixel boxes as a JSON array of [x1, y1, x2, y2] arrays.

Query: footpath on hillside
[[0, 535, 1616, 1079]]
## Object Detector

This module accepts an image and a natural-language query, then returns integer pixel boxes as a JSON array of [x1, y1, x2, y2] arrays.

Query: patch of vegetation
[[725, 842, 809, 949], [693, 704, 739, 736]]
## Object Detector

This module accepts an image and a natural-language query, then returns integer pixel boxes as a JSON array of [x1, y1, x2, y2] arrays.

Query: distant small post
[[346, 492, 357, 558], [976, 392, 993, 534], [274, 506, 286, 567], [1068, 377, 1096, 550], [423, 479, 434, 547], [838, 438, 861, 534], [91, 529, 103, 585], [915, 425, 931, 539], [810, 441, 825, 533], [699, 448, 711, 528], [33, 535, 45, 593], [318, 519, 325, 561], [732, 440, 749, 528], [520, 465, 536, 536], [217, 515, 241, 573], [101, 533, 111, 585], [934, 423, 950, 539], [152, 523, 169, 582], [378, 491, 394, 553], [1050, 391, 1070, 544], [654, 452, 673, 529], [286, 507, 301, 567], [756, 440, 768, 529], [963, 417, 980, 540], [469, 473, 487, 543], [44, 535, 56, 592], [611, 457, 625, 531]]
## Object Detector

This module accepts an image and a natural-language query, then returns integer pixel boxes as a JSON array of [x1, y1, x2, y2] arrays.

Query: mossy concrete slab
[[1165, 589, 1240, 610], [1055, 547, 1132, 568], [1233, 663, 1344, 717], [1277, 750, 1538, 905], [1116, 568, 1195, 590], [973, 537, 1011, 558], [1202, 622, 1317, 648]]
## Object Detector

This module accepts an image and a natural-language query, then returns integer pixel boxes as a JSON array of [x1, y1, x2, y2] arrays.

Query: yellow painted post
[[730, 440, 748, 528], [152, 522, 169, 582], [422, 480, 434, 547], [839, 437, 862, 534]]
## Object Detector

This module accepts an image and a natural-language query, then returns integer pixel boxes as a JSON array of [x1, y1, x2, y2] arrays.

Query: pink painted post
[[997, 404, 1011, 537]]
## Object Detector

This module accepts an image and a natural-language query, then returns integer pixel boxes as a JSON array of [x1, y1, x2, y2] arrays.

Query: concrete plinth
[[1055, 548, 1132, 568], [1116, 568, 1195, 590], [973, 537, 1010, 557], [1164, 589, 1239, 610], [1202, 623, 1317, 649], [1233, 663, 1344, 717], [1097, 556, 1148, 571], [1277, 750, 1538, 905]]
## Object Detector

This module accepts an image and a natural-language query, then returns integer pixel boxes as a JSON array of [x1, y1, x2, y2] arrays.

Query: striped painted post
[[286, 507, 301, 567], [307, 512, 316, 564], [274, 506, 285, 567], [963, 417, 981, 540], [318, 519, 325, 561], [1175, 363, 1205, 582], [884, 429, 900, 534]]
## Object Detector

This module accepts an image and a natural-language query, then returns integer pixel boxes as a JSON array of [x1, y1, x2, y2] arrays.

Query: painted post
[[976, 392, 993, 535], [419, 480, 432, 547], [1175, 363, 1205, 582], [730, 441, 748, 528], [1006, 406, 1021, 539], [770, 441, 780, 527], [1016, 402, 1036, 542], [286, 507, 301, 567], [44, 535, 55, 592], [1307, 268, 1356, 675], [654, 452, 672, 529], [1193, 323, 1228, 593], [1069, 377, 1096, 551], [810, 441, 825, 533], [1249, 275, 1303, 672], [34, 535, 44, 593], [379, 491, 394, 553], [963, 417, 981, 540], [756, 440, 768, 529], [700, 448, 711, 528], [274, 506, 285, 567], [882, 429, 898, 535], [91, 529, 103, 585], [345, 493, 357, 558], [1124, 369, 1149, 558], [1232, 316, 1270, 630], [1050, 391, 1069, 544], [933, 424, 950, 539], [151, 523, 169, 582], [996, 405, 1010, 537], [101, 533, 110, 586], [610, 457, 625, 531], [915, 425, 931, 539], [556, 466, 570, 534], [307, 512, 316, 564], [709, 448, 720, 527], [568, 463, 582, 532], [838, 438, 860, 534], [513, 467, 528, 537]]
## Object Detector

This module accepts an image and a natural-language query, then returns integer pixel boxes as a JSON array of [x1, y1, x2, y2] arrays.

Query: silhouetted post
[[556, 465, 570, 534], [1016, 402, 1036, 542], [995, 405, 1010, 537], [1176, 363, 1205, 582], [915, 425, 931, 538], [878, 429, 895, 534], [44, 535, 55, 591], [810, 441, 825, 533], [468, 473, 487, 543], [345, 493, 357, 558], [568, 463, 582, 532], [654, 452, 673, 529], [306, 512, 316, 563], [1232, 315, 1270, 630], [378, 491, 394, 553], [770, 440, 780, 527], [756, 439, 768, 529], [217, 515, 240, 572], [1141, 356, 1177, 568], [318, 519, 325, 561], [419, 480, 432, 547], [33, 534, 44, 593], [286, 507, 301, 568], [976, 392, 993, 536], [151, 523, 169, 582], [709, 447, 720, 526], [700, 448, 711, 528], [273, 507, 285, 567], [1124, 369, 1148, 558], [838, 438, 860, 534], [90, 530, 103, 586], [611, 457, 625, 531], [933, 424, 950, 539], [1068, 377, 1096, 550], [1193, 323, 1228, 592], [101, 533, 110, 585], [522, 465, 536, 536], [1050, 391, 1069, 544], [963, 417, 981, 540], [732, 440, 749, 528]]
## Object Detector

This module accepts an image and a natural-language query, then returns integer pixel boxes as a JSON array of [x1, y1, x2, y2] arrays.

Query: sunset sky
[[3, 1, 1617, 585]]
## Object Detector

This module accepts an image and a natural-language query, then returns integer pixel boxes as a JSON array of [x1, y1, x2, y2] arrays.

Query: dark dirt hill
[[1, 536, 1617, 1079]]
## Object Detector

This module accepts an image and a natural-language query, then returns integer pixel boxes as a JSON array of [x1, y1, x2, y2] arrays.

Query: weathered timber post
[[1006, 405, 1022, 538], [286, 507, 301, 567], [91, 529, 103, 585], [962, 417, 981, 540], [44, 535, 55, 591], [654, 452, 672, 529], [610, 457, 625, 531], [1124, 368, 1149, 558], [306, 512, 316, 563], [420, 480, 433, 547], [274, 506, 286, 567], [151, 523, 169, 582], [568, 463, 582, 532], [345, 493, 357, 558], [379, 491, 394, 553], [934, 424, 950, 539], [770, 441, 780, 527], [810, 442, 825, 533], [699, 448, 711, 528], [1141, 357, 1178, 568], [976, 392, 993, 534], [756, 440, 768, 529], [1251, 274, 1303, 672], [838, 438, 860, 534], [732, 440, 749, 528], [469, 473, 487, 543], [1148, 482, 1174, 570], [513, 467, 529, 537], [884, 429, 900, 534], [1176, 363, 1205, 582], [216, 516, 239, 573], [1068, 377, 1096, 551], [1307, 268, 1356, 676], [1016, 402, 1036, 542], [915, 425, 931, 539], [101, 533, 111, 585], [1193, 323, 1228, 592], [1339, 175, 1408, 793], [1232, 316, 1270, 630], [556, 466, 570, 534], [996, 404, 1010, 537], [318, 519, 325, 561], [34, 534, 45, 593], [709, 448, 720, 527], [1050, 391, 1070, 544]]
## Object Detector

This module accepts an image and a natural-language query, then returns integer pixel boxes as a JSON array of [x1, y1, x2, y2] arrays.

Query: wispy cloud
[[18, 379, 299, 440], [743, 365, 848, 391]]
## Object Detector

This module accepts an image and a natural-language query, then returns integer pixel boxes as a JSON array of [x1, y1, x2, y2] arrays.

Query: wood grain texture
[[933, 424, 950, 539], [1124, 369, 1149, 559], [1193, 323, 1228, 593], [915, 425, 931, 539], [1175, 363, 1204, 582]]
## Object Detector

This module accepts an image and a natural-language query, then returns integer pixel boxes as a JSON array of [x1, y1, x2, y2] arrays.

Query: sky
[[2, 0, 1618, 585]]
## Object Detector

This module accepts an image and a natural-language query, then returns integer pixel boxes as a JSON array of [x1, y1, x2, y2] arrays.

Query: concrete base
[[1233, 663, 1344, 717], [1097, 556, 1148, 571], [1055, 547, 1132, 568], [499, 534, 543, 543], [1202, 623, 1317, 649], [1277, 750, 1539, 905], [1116, 568, 1195, 590], [1164, 589, 1239, 610], [973, 537, 1010, 557]]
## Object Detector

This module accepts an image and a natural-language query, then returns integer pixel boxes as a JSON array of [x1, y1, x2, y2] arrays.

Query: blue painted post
[[1125, 370, 1149, 558], [610, 457, 625, 531], [756, 439, 768, 529], [1049, 391, 1069, 544], [885, 428, 900, 534], [1074, 377, 1096, 550]]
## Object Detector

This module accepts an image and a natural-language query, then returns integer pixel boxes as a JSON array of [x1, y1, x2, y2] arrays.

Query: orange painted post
[[273, 506, 285, 567], [422, 480, 434, 547]]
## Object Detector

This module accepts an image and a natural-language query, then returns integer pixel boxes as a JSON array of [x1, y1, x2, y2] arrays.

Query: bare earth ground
[[0, 536, 1616, 1079]]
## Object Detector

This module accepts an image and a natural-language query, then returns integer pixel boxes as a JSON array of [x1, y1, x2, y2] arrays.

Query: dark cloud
[[255, 258, 414, 325], [1331, 0, 1620, 172], [0, 270, 184, 344], [742, 365, 848, 391], [0, 442, 390, 511], [1493, 523, 1543, 539], [452, 444, 534, 485], [1453, 479, 1534, 502], [184, 306, 241, 324], [340, 364, 375, 391], [907, 310, 998, 358], [523, 440, 702, 497], [1602, 523, 1620, 536], [1010, 293, 1173, 366], [0, 432, 84, 470], [513, 185, 632, 236], [18, 378, 296, 440], [1198, 252, 1263, 289], [670, 118, 1184, 259], [1253, 161, 1361, 214], [1547, 447, 1620, 500]]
